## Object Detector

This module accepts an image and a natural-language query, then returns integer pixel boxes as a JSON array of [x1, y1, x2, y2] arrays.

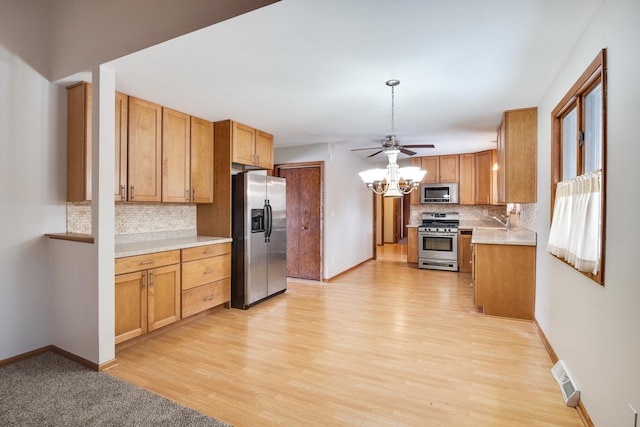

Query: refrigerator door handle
[[265, 200, 273, 242]]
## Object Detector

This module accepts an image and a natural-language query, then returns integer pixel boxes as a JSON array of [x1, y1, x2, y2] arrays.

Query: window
[[549, 49, 606, 285]]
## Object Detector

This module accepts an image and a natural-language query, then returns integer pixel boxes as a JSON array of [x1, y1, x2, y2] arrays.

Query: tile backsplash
[[410, 204, 506, 224], [67, 202, 197, 241]]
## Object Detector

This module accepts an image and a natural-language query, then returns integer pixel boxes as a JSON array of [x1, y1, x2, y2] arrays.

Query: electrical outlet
[[482, 209, 488, 216], [629, 404, 638, 427]]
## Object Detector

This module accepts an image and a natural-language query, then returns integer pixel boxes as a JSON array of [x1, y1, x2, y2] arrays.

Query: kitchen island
[[472, 227, 536, 320]]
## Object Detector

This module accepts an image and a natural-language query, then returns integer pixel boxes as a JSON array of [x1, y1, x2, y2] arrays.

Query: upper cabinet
[[128, 97, 162, 202], [475, 149, 498, 205], [496, 108, 537, 203], [67, 83, 214, 204], [458, 153, 475, 205], [67, 83, 130, 202], [223, 120, 274, 170], [421, 155, 459, 184]]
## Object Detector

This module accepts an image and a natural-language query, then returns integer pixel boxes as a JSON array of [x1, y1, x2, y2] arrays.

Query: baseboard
[[532, 317, 593, 427], [0, 345, 54, 368], [0, 345, 116, 372], [325, 258, 373, 282]]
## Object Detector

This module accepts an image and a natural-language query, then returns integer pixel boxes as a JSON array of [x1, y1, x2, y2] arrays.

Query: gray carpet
[[0, 351, 231, 427]]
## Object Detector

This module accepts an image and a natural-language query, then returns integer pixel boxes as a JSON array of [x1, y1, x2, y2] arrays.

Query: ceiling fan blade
[[351, 147, 382, 152], [399, 148, 417, 156], [401, 144, 435, 148], [367, 150, 384, 158]]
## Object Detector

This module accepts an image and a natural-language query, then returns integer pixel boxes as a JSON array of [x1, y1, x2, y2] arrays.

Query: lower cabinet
[[115, 250, 181, 344], [407, 227, 418, 264], [458, 230, 473, 273], [181, 243, 231, 318], [473, 243, 535, 320]]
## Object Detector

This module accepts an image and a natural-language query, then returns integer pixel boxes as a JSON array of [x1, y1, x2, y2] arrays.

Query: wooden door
[[255, 130, 274, 169], [276, 164, 323, 281], [190, 117, 214, 203], [128, 97, 162, 202], [231, 121, 256, 166], [115, 92, 128, 201], [162, 108, 191, 203], [147, 264, 181, 331], [115, 271, 147, 344]]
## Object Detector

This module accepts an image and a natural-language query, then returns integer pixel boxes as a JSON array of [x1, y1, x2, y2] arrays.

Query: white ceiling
[[101, 0, 602, 161]]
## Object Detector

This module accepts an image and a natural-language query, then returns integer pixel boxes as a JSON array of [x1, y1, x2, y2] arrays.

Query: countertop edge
[[46, 233, 94, 244], [115, 236, 232, 258]]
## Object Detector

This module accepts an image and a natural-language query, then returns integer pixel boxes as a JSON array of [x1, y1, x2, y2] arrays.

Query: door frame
[[274, 161, 324, 281]]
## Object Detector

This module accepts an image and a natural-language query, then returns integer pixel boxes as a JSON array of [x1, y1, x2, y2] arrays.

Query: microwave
[[421, 183, 459, 204]]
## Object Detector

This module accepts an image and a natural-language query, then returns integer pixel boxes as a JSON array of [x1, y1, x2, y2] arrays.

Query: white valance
[[547, 170, 602, 274]]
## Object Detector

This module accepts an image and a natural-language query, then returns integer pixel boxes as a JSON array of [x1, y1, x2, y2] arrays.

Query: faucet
[[492, 215, 511, 230]]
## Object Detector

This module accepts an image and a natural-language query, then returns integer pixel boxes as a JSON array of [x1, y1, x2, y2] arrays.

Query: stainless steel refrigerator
[[231, 171, 287, 309]]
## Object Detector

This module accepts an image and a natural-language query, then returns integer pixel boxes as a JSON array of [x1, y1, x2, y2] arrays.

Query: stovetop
[[419, 212, 460, 232]]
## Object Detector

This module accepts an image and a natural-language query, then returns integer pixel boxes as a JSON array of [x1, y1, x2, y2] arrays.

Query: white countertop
[[115, 235, 232, 258], [471, 227, 537, 246]]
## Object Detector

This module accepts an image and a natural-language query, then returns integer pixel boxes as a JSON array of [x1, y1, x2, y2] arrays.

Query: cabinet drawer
[[115, 250, 180, 275], [182, 278, 230, 318], [181, 242, 231, 262], [182, 254, 231, 290]]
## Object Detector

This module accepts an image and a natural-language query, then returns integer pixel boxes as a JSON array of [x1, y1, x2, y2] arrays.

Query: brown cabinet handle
[[149, 271, 154, 288], [142, 271, 147, 289], [131, 185, 136, 201], [204, 269, 216, 274], [204, 295, 217, 301], [192, 188, 196, 202], [140, 260, 157, 265]]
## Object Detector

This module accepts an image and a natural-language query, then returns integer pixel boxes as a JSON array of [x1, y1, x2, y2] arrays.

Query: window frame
[[550, 49, 607, 285]]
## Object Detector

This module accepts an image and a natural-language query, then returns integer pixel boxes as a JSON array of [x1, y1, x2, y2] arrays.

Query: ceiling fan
[[352, 80, 435, 158]]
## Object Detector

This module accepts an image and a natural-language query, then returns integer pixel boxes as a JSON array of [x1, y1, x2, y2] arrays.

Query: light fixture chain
[[391, 84, 395, 135]]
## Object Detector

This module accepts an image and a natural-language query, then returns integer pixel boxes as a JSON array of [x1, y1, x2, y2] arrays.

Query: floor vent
[[551, 360, 580, 407]]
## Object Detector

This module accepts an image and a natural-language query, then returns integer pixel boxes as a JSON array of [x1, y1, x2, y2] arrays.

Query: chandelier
[[358, 80, 426, 197]]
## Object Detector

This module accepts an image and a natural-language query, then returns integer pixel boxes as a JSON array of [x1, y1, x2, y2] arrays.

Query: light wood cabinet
[[407, 227, 418, 264], [421, 157, 440, 184], [162, 108, 191, 203], [439, 155, 460, 182], [458, 230, 473, 273], [115, 250, 181, 344], [255, 130, 274, 169], [181, 243, 231, 318], [225, 120, 274, 170], [473, 243, 535, 320], [496, 108, 537, 203], [115, 92, 128, 201], [128, 97, 162, 202], [475, 149, 497, 205], [161, 111, 214, 203], [458, 153, 475, 205], [190, 117, 214, 203], [67, 83, 128, 202]]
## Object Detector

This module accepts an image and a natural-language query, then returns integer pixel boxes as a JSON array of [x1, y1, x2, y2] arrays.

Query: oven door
[[418, 231, 458, 261]]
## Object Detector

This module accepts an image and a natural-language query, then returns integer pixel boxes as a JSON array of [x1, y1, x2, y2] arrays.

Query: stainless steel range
[[418, 212, 459, 271]]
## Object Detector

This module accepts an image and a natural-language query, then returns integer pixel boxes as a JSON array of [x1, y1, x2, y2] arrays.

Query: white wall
[[48, 0, 278, 81], [274, 143, 374, 279], [535, 0, 640, 425], [0, 44, 67, 360]]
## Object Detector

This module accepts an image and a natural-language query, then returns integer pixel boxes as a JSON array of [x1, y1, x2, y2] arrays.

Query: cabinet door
[[115, 271, 147, 344], [458, 153, 475, 205], [190, 117, 214, 203], [409, 157, 423, 205], [439, 154, 460, 182], [503, 108, 537, 203], [231, 121, 256, 166], [407, 227, 418, 263], [128, 97, 162, 202], [475, 150, 494, 205], [115, 92, 128, 201], [421, 157, 440, 184], [255, 130, 274, 169], [162, 108, 191, 203], [147, 264, 181, 331], [458, 231, 472, 273], [496, 121, 506, 203], [66, 82, 92, 202]]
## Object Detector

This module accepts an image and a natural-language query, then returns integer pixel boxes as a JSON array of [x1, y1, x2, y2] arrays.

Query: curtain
[[547, 170, 602, 274]]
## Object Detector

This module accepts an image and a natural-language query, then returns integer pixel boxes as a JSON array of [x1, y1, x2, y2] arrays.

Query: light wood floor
[[108, 244, 583, 426]]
